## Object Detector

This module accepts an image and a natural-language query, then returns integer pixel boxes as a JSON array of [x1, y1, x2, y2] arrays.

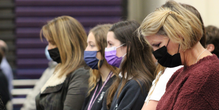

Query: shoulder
[[123, 79, 147, 92], [67, 67, 90, 85], [195, 54, 219, 70], [69, 67, 90, 78], [126, 79, 142, 87], [66, 67, 89, 94], [190, 55, 219, 79], [193, 56, 219, 109], [195, 55, 219, 91]]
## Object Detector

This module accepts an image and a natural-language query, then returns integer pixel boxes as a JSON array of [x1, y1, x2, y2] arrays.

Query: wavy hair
[[40, 16, 87, 77]]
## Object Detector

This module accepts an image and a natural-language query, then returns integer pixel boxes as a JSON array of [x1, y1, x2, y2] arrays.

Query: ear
[[206, 44, 215, 52]]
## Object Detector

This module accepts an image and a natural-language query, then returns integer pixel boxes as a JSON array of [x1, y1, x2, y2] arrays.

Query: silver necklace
[[196, 49, 206, 63]]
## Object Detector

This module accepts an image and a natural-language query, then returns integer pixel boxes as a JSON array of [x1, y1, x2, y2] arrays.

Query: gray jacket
[[35, 67, 89, 110]]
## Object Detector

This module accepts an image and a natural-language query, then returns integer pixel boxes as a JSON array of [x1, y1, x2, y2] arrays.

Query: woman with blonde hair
[[82, 24, 119, 110], [141, 2, 206, 110], [35, 16, 90, 110], [139, 1, 219, 109]]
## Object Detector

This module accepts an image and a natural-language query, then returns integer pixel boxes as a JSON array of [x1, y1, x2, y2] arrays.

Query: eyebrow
[[151, 40, 160, 44], [107, 40, 112, 44], [88, 41, 94, 44]]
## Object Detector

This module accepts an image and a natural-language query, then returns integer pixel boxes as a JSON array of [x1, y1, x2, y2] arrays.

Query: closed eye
[[107, 41, 113, 47], [152, 43, 161, 47]]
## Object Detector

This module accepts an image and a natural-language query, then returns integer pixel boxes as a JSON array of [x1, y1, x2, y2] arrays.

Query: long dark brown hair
[[106, 21, 156, 108]]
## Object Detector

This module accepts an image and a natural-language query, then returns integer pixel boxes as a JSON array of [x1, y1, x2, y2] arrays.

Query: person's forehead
[[107, 31, 115, 38], [107, 32, 121, 43], [87, 32, 96, 42], [145, 34, 163, 41]]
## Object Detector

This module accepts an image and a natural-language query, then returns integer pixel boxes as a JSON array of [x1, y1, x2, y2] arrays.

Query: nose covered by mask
[[105, 44, 126, 68], [152, 40, 181, 67], [84, 51, 103, 69]]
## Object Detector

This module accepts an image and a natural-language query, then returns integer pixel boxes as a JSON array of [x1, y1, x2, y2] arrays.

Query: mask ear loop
[[167, 39, 180, 53], [177, 44, 180, 53], [96, 50, 104, 69], [117, 44, 126, 57], [116, 43, 125, 49], [166, 39, 170, 47], [122, 53, 127, 57]]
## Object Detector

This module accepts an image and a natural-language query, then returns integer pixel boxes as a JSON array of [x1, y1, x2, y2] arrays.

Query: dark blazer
[[36, 67, 89, 110]]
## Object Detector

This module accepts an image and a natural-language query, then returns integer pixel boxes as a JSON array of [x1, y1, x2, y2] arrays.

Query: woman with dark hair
[[205, 25, 219, 57], [102, 21, 156, 110], [82, 24, 119, 110]]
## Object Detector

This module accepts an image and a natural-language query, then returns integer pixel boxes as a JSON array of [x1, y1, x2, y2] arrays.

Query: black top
[[102, 79, 149, 110], [82, 75, 116, 110], [0, 69, 10, 107]]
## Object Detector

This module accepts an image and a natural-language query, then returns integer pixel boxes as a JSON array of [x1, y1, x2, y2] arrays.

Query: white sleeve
[[149, 66, 183, 101], [144, 78, 157, 103]]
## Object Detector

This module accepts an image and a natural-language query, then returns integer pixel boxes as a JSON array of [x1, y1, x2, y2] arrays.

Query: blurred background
[[0, 0, 218, 109]]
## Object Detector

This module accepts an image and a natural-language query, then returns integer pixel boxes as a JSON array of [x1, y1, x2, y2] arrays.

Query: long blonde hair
[[88, 24, 119, 95], [40, 16, 87, 77], [139, 1, 203, 51]]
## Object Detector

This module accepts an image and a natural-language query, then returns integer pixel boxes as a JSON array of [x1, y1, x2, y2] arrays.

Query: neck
[[99, 63, 111, 82], [182, 42, 212, 66]]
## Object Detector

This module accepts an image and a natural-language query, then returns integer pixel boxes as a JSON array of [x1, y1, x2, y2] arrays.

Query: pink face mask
[[105, 44, 126, 68]]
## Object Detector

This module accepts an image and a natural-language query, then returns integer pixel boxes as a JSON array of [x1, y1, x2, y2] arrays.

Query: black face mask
[[48, 48, 61, 63], [152, 40, 181, 67]]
